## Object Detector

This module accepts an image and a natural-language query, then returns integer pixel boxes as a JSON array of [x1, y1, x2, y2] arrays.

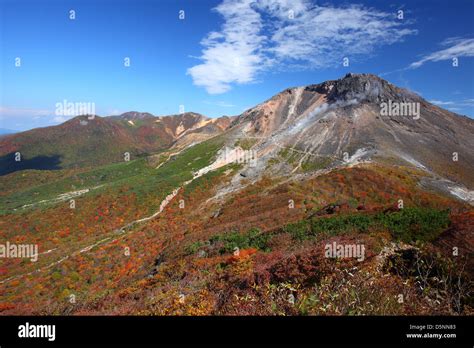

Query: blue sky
[[0, 0, 473, 131]]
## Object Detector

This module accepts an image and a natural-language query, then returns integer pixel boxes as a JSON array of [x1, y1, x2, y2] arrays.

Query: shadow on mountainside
[[0, 152, 62, 176]]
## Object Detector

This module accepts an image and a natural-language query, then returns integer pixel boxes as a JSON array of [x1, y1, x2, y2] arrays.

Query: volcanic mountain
[[1, 73, 473, 316], [1, 73, 473, 200], [225, 73, 474, 190]]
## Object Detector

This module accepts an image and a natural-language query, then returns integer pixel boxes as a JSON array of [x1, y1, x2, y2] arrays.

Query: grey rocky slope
[[225, 73, 474, 189]]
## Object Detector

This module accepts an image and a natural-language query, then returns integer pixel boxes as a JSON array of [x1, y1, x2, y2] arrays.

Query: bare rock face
[[322, 73, 420, 104]]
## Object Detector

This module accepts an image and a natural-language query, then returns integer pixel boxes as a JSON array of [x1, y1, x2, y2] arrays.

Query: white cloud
[[409, 37, 474, 69], [429, 100, 455, 106], [268, 3, 415, 67], [460, 99, 474, 107], [188, 0, 416, 94], [429, 98, 474, 111], [187, 0, 266, 94]]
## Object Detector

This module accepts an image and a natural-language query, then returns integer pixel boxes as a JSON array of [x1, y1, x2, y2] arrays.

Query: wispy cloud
[[429, 100, 455, 106], [429, 98, 474, 112], [188, 0, 416, 94], [187, 0, 266, 94], [409, 37, 474, 69]]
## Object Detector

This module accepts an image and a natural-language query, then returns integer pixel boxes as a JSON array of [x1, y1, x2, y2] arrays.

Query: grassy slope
[[0, 136, 224, 288], [0, 117, 174, 174], [0, 136, 224, 213]]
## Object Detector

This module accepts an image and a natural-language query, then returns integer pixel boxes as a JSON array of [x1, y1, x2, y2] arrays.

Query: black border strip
[[0, 315, 472, 346]]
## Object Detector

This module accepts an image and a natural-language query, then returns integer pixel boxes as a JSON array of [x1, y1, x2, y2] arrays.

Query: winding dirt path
[[0, 165, 208, 284]]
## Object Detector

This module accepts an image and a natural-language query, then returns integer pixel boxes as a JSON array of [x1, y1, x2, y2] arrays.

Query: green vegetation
[[0, 136, 224, 214], [276, 148, 333, 172], [185, 241, 207, 255], [380, 207, 450, 242], [278, 147, 298, 164], [0, 159, 152, 213], [210, 227, 272, 254], [285, 207, 450, 243], [300, 156, 333, 172], [235, 137, 258, 150], [191, 207, 450, 257], [184, 163, 240, 198]]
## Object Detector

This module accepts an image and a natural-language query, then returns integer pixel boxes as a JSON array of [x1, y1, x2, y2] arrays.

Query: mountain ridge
[[1, 73, 473, 189]]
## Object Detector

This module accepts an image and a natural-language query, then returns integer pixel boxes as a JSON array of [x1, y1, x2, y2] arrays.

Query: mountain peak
[[116, 112, 155, 120], [304, 73, 419, 104], [229, 73, 474, 187]]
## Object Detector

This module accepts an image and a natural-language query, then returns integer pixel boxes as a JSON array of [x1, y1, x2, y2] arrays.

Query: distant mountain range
[[0, 112, 231, 175]]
